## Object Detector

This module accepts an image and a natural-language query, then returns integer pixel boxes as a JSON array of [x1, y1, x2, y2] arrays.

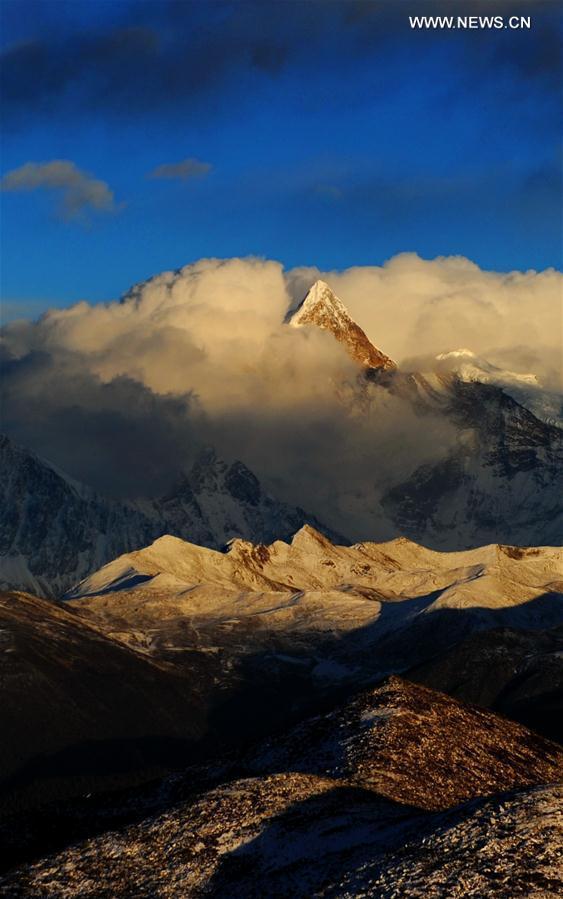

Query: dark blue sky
[[1, 0, 561, 313]]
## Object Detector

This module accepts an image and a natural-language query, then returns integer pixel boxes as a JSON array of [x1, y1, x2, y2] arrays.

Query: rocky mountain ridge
[[65, 529, 563, 743]]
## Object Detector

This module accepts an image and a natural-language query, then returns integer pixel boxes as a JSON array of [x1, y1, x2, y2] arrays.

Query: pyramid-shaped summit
[[287, 280, 396, 371]]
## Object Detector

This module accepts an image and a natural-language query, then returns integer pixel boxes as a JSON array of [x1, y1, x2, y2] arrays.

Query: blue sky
[[1, 0, 561, 314]]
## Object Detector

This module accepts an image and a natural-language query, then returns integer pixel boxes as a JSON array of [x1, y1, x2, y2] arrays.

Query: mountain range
[[1, 528, 560, 833], [1, 277, 561, 597], [0, 436, 336, 598]]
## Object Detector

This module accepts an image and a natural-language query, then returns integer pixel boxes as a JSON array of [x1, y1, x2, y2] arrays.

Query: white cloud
[[2, 253, 560, 535], [0, 160, 118, 220], [307, 254, 562, 388]]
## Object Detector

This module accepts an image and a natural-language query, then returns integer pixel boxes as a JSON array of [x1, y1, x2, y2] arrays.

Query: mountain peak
[[286, 280, 352, 328], [290, 523, 334, 549], [287, 280, 396, 371]]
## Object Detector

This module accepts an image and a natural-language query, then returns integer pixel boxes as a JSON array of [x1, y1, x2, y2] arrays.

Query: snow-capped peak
[[287, 280, 396, 371], [436, 348, 477, 361], [436, 347, 539, 386], [287, 280, 349, 329]]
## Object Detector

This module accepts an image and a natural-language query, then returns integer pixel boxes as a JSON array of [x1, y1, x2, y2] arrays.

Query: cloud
[[0, 349, 203, 497], [0, 160, 118, 220], [2, 1, 559, 126], [304, 254, 563, 389], [1, 254, 560, 537], [148, 158, 212, 181]]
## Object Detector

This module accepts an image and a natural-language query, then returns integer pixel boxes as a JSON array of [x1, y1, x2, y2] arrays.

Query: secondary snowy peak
[[287, 280, 396, 371], [436, 348, 539, 387], [434, 348, 562, 427]]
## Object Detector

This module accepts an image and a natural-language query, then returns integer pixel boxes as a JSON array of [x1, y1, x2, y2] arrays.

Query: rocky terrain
[[244, 677, 563, 809], [1, 678, 561, 898], [62, 530, 563, 758], [1, 531, 561, 880], [67, 528, 563, 671]]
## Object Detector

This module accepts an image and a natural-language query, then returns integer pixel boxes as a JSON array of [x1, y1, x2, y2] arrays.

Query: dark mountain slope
[[2, 677, 562, 897]]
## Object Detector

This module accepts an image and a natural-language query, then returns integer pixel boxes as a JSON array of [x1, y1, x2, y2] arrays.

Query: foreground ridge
[[1, 677, 562, 898]]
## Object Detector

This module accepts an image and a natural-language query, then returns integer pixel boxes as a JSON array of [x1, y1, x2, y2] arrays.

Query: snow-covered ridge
[[436, 347, 538, 386], [68, 523, 563, 610]]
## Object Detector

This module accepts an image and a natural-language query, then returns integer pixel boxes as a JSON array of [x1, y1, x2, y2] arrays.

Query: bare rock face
[[2, 678, 562, 898], [287, 280, 397, 371]]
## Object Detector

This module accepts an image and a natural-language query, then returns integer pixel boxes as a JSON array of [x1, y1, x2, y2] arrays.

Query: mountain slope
[[435, 347, 563, 427], [0, 435, 159, 598], [245, 676, 563, 810], [4, 780, 560, 899], [382, 375, 563, 548], [284, 284, 563, 551], [0, 590, 204, 816], [67, 531, 563, 726], [2, 678, 562, 898], [408, 624, 563, 742]]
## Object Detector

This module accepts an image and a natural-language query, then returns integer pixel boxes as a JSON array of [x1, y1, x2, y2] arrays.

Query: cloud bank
[[2, 254, 560, 537], [1, 160, 118, 220]]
